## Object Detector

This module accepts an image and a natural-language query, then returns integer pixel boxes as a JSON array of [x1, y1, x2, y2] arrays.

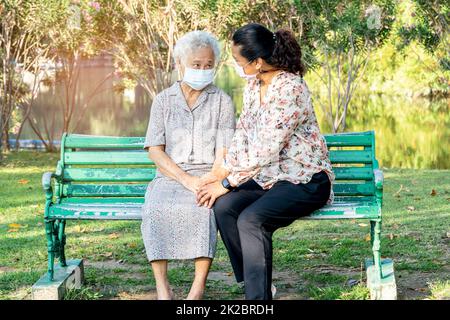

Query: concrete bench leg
[[365, 258, 397, 300], [32, 259, 84, 300]]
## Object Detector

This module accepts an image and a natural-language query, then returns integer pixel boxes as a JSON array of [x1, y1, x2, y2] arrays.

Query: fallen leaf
[[388, 233, 400, 240], [8, 223, 23, 229], [364, 234, 371, 242], [103, 252, 113, 257], [358, 223, 368, 227], [394, 184, 404, 197], [18, 179, 29, 184], [406, 206, 415, 212], [226, 272, 233, 276], [416, 288, 428, 292], [74, 225, 86, 233], [108, 233, 120, 239], [128, 243, 137, 249], [392, 223, 400, 230], [7, 229, 20, 233], [430, 189, 437, 196]]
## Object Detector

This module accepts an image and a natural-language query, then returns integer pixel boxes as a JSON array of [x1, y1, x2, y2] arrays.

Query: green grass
[[0, 150, 449, 300]]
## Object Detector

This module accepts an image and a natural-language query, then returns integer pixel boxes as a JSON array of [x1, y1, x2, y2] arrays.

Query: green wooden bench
[[41, 130, 395, 299]]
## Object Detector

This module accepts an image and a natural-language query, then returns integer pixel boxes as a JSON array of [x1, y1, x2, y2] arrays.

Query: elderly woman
[[141, 31, 236, 300]]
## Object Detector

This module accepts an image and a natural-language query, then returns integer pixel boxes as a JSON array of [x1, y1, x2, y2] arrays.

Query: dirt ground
[[5, 259, 448, 300]]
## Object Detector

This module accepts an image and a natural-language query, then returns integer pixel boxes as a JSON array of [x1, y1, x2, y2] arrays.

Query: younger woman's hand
[[198, 172, 220, 188], [196, 181, 229, 209]]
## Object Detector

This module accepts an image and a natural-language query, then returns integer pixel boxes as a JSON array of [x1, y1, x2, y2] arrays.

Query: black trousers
[[213, 171, 331, 300]]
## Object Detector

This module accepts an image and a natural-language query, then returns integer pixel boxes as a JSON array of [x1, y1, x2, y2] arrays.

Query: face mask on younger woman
[[233, 59, 257, 80]]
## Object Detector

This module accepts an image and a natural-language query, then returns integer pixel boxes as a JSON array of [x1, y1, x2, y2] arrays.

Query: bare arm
[[211, 147, 230, 178], [198, 147, 230, 188], [148, 145, 198, 192]]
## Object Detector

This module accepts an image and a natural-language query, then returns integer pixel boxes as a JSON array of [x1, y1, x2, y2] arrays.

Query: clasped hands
[[181, 170, 230, 209]]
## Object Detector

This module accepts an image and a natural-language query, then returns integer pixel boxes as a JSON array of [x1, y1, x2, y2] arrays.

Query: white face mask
[[182, 67, 215, 90], [233, 59, 257, 80]]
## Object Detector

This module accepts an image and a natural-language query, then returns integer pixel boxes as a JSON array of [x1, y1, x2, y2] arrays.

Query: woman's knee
[[212, 195, 234, 221], [237, 209, 263, 231]]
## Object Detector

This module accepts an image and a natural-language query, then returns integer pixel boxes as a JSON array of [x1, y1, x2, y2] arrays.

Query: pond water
[[17, 65, 450, 169]]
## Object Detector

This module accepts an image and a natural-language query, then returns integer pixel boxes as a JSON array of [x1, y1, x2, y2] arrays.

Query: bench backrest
[[53, 133, 154, 203], [54, 131, 379, 203], [324, 130, 379, 202]]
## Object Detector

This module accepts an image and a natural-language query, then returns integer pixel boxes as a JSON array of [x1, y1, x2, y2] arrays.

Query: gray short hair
[[173, 31, 221, 66]]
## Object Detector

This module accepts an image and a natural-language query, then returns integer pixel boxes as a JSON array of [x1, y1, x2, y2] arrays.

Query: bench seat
[[48, 198, 380, 220]]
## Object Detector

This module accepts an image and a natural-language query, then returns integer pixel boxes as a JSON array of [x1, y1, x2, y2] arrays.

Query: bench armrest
[[373, 169, 383, 189], [42, 172, 58, 201], [373, 169, 383, 206]]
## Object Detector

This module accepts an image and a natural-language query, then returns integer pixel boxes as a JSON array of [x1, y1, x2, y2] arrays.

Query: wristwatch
[[221, 177, 235, 191]]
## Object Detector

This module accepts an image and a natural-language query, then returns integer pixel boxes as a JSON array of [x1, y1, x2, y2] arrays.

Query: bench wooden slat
[[63, 168, 156, 182], [333, 182, 375, 196], [332, 196, 377, 202], [63, 183, 148, 197], [61, 182, 375, 197], [49, 203, 143, 220], [60, 197, 145, 204], [329, 150, 373, 164], [65, 134, 145, 149], [64, 151, 152, 165], [303, 202, 380, 219], [333, 167, 374, 180], [324, 131, 373, 147]]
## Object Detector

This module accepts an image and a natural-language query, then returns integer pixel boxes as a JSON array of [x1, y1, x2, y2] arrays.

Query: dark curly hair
[[232, 23, 305, 76]]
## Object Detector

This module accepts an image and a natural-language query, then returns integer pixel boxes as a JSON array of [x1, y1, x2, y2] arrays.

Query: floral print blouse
[[222, 71, 335, 204]]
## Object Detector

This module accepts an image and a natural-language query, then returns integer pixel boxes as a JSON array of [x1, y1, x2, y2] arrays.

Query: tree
[[292, 0, 396, 133], [30, 0, 115, 151], [395, 0, 449, 95], [0, 0, 62, 158], [101, 0, 251, 99]]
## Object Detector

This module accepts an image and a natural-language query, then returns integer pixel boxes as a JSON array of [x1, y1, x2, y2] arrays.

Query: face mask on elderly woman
[[182, 67, 215, 90]]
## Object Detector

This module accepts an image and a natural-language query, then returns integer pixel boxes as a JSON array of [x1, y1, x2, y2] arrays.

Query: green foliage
[[396, 0, 449, 72], [397, 0, 449, 51], [292, 0, 396, 69], [64, 287, 103, 300]]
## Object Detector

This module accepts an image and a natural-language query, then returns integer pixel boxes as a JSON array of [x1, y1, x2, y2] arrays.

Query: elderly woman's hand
[[196, 181, 229, 209], [181, 174, 201, 193]]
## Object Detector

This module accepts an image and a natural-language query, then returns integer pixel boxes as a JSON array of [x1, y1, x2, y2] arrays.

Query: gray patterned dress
[[141, 81, 236, 261]]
